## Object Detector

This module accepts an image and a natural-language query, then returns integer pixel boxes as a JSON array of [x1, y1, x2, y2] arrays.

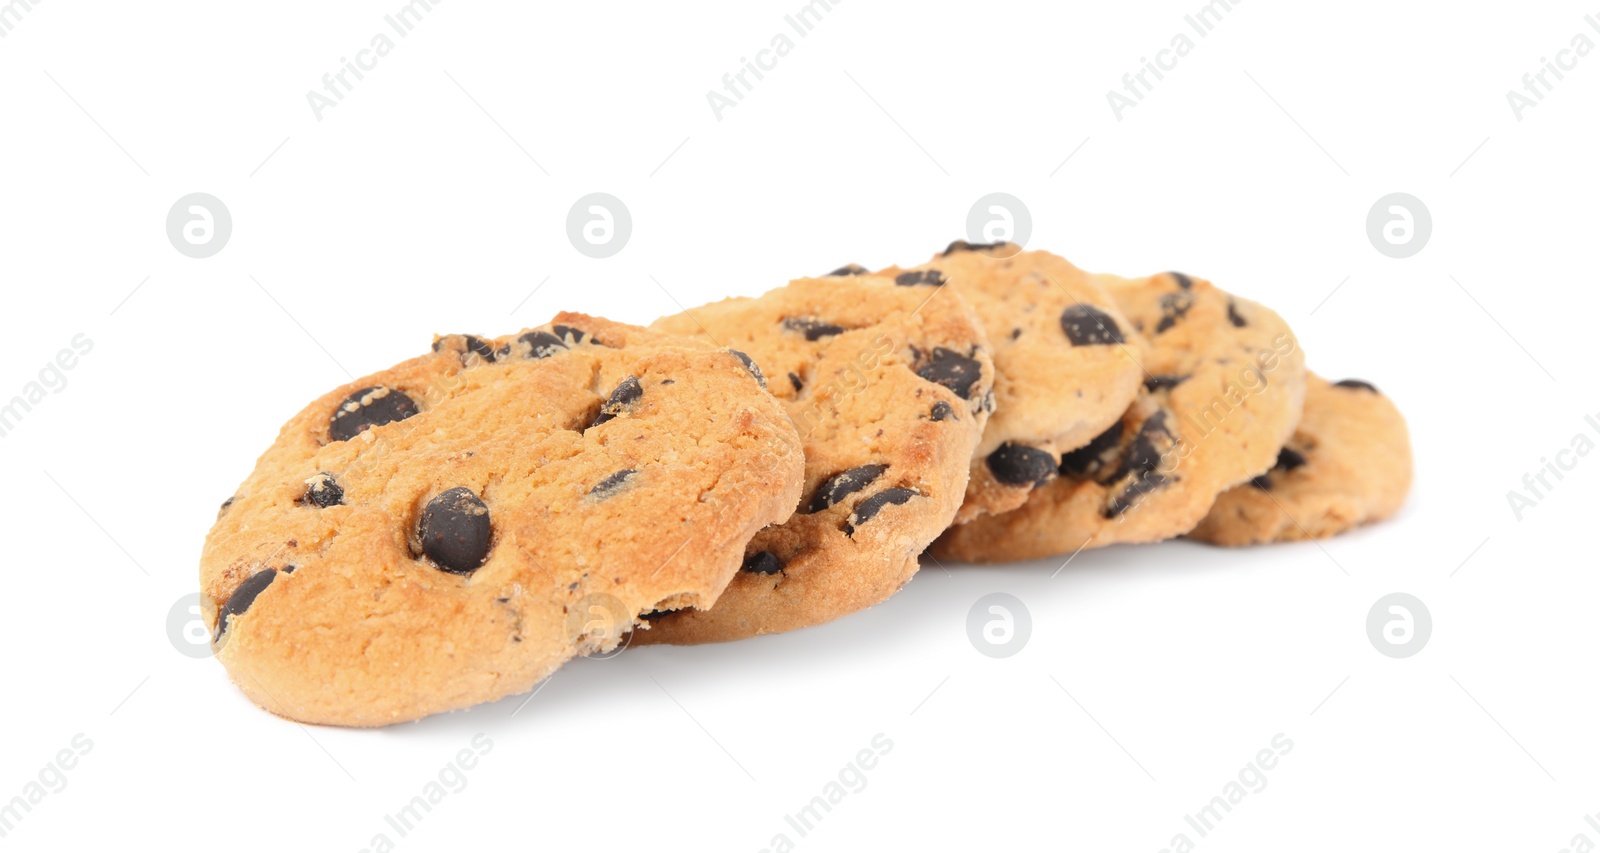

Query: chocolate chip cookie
[[633, 273, 994, 643], [1188, 374, 1412, 545], [202, 314, 805, 725], [933, 271, 1307, 562], [875, 242, 1146, 523]]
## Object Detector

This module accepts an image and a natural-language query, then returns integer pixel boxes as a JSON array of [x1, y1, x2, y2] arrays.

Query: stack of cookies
[[200, 242, 1413, 726]]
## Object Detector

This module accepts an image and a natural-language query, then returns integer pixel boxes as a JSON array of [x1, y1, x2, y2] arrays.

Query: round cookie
[[1188, 375, 1412, 545], [933, 271, 1307, 562], [634, 273, 994, 644], [875, 242, 1146, 523], [201, 313, 805, 726]]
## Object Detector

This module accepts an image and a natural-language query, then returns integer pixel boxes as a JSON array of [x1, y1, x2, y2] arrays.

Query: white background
[[1, 0, 1596, 850]]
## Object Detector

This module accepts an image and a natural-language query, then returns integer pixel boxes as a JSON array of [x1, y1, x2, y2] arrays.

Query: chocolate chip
[[742, 551, 784, 575], [216, 568, 277, 639], [1113, 411, 1175, 481], [895, 269, 946, 287], [419, 487, 492, 574], [551, 324, 589, 344], [987, 443, 1058, 487], [1060, 421, 1125, 479], [591, 376, 644, 427], [217, 497, 235, 519], [589, 469, 637, 499], [788, 372, 804, 393], [1143, 374, 1189, 392], [1060, 305, 1126, 345], [641, 609, 679, 620], [846, 488, 918, 536], [782, 318, 847, 341], [520, 330, 569, 359], [916, 347, 984, 400], [329, 386, 419, 442], [1155, 291, 1194, 334], [1105, 473, 1168, 518], [433, 334, 497, 365], [1250, 474, 1273, 491], [929, 401, 955, 422], [1335, 379, 1380, 393], [1227, 300, 1248, 328], [1170, 272, 1194, 290], [300, 472, 344, 508], [727, 350, 766, 388], [807, 464, 888, 513], [1275, 446, 1308, 473], [941, 240, 1007, 256], [827, 263, 868, 276]]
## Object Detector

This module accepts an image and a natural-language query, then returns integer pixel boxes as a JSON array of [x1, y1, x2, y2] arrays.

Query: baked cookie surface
[[1188, 375, 1412, 545], [635, 273, 993, 644], [202, 314, 804, 726], [933, 272, 1307, 562], [876, 242, 1147, 523]]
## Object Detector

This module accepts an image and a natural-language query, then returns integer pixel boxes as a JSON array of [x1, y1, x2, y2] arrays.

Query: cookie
[[876, 242, 1146, 523], [201, 314, 805, 726], [1188, 375, 1412, 545], [632, 273, 994, 643], [933, 271, 1307, 562]]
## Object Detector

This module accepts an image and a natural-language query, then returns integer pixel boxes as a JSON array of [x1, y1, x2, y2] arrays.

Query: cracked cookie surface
[[201, 313, 804, 726], [635, 274, 993, 643], [934, 272, 1306, 562]]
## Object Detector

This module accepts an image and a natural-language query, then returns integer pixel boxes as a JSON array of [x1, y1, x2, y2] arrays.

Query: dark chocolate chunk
[[300, 472, 345, 508], [1155, 291, 1194, 334], [1143, 374, 1190, 392], [520, 330, 569, 359], [591, 376, 644, 427], [727, 350, 766, 388], [589, 469, 637, 499], [1105, 473, 1168, 518], [1060, 421, 1125, 479], [551, 324, 588, 345], [217, 497, 235, 519], [987, 443, 1058, 487], [942, 240, 1007, 256], [1170, 272, 1194, 290], [788, 372, 804, 393], [916, 347, 983, 400], [1113, 411, 1175, 481], [433, 334, 497, 365], [741, 551, 784, 575], [419, 487, 492, 574], [827, 263, 868, 277], [1334, 379, 1379, 393], [846, 488, 918, 536], [216, 568, 278, 640], [1227, 300, 1248, 328], [807, 464, 888, 514], [1059, 305, 1126, 345], [895, 269, 946, 287], [782, 318, 848, 341], [329, 386, 419, 442], [929, 401, 955, 422], [1274, 446, 1308, 473]]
